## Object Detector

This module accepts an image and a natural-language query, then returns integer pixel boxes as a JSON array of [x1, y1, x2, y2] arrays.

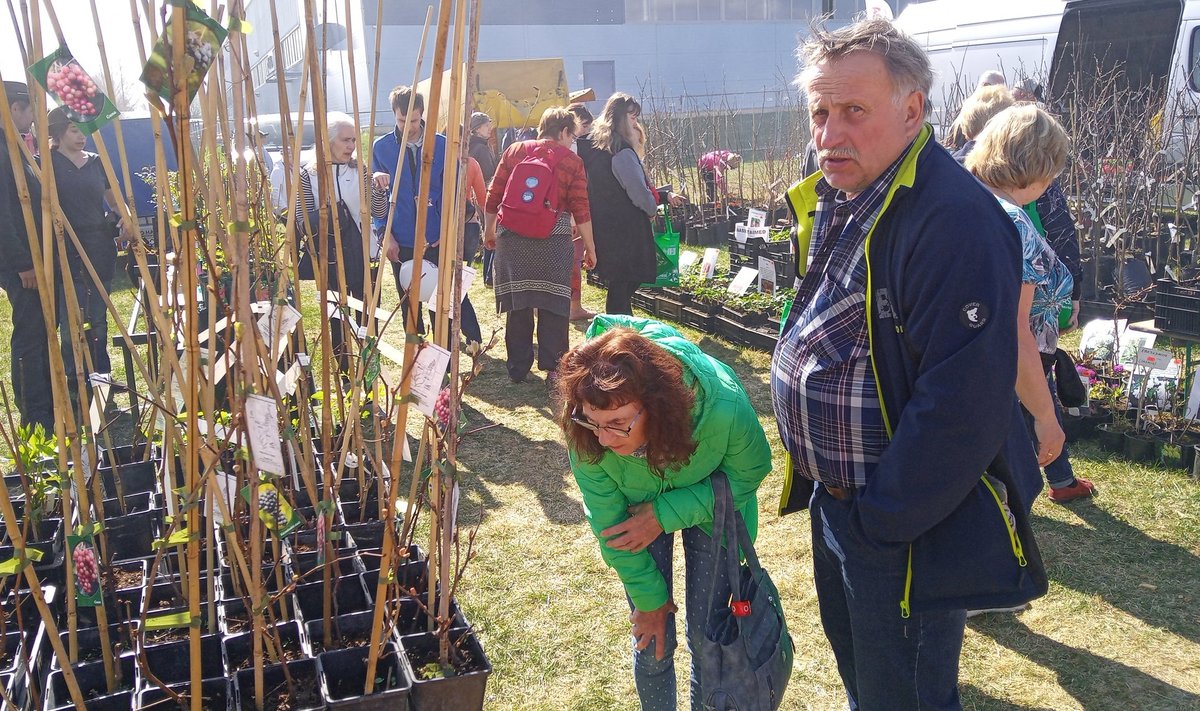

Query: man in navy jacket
[[0, 80, 53, 431], [371, 86, 480, 343], [771, 19, 1046, 711]]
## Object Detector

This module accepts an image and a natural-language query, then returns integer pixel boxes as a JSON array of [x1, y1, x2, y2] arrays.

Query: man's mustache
[[820, 148, 858, 162]]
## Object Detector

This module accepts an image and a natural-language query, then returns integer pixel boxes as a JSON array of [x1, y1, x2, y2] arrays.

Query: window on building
[[675, 0, 699, 21], [698, 0, 722, 19], [1191, 27, 1200, 91]]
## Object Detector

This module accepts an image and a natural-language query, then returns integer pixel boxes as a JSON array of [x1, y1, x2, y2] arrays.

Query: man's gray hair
[[326, 111, 357, 137], [796, 17, 933, 107], [977, 69, 1006, 89]]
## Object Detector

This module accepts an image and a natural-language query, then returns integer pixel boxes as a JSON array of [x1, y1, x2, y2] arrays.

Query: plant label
[[245, 394, 285, 476], [734, 223, 769, 243], [28, 47, 120, 134], [679, 250, 699, 273], [727, 267, 759, 295], [256, 303, 302, 357], [747, 208, 767, 227], [1135, 346, 1174, 370], [140, 2, 228, 104], [700, 248, 720, 279], [425, 264, 478, 309], [411, 343, 452, 419], [758, 256, 777, 295]]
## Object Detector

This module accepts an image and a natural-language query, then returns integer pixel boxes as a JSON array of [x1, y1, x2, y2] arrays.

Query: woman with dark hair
[[45, 106, 128, 390], [577, 92, 683, 315], [484, 108, 596, 390], [556, 314, 772, 710]]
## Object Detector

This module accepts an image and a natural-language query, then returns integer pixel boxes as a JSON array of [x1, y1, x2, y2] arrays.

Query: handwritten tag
[[426, 264, 479, 308], [277, 360, 303, 396], [700, 248, 720, 280], [679, 250, 699, 273], [244, 394, 285, 476], [747, 208, 767, 227], [727, 267, 759, 295], [256, 304, 302, 351], [757, 256, 777, 295], [1135, 346, 1174, 370], [410, 343, 452, 419]]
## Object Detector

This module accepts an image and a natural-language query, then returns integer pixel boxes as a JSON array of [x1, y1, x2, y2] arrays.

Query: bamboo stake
[[363, 0, 449, 690]]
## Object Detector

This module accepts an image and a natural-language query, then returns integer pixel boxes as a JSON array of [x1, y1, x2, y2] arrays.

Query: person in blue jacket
[[771, 18, 1047, 711], [371, 86, 481, 344]]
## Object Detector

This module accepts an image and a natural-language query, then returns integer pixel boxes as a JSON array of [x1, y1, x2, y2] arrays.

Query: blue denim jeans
[[1042, 373, 1077, 489], [811, 486, 967, 711], [626, 525, 727, 711]]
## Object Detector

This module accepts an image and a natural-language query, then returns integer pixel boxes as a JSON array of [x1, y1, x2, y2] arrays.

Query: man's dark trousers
[[0, 269, 54, 431], [810, 485, 967, 711]]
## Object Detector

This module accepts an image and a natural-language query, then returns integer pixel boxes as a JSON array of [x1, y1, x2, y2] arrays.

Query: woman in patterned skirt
[[484, 108, 597, 391]]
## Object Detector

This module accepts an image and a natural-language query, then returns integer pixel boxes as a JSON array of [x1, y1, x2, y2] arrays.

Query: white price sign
[[1135, 346, 1175, 370]]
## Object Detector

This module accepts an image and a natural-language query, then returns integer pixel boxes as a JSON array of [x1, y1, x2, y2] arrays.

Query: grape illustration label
[[240, 482, 302, 537], [27, 48, 120, 135], [140, 0, 228, 104], [67, 533, 103, 607]]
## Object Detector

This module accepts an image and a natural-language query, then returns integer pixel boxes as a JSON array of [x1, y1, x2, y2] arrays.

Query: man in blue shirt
[[371, 86, 481, 344]]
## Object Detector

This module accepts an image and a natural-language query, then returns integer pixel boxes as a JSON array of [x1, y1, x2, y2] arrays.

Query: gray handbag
[[699, 472, 794, 710]]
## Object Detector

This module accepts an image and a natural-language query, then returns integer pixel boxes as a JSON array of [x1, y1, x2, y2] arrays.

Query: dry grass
[[2, 268, 1199, 710]]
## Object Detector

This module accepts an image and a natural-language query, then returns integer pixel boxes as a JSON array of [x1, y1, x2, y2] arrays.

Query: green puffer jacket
[[569, 315, 773, 612]]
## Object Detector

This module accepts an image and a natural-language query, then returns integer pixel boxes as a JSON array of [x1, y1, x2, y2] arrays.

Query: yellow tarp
[[419, 58, 570, 131]]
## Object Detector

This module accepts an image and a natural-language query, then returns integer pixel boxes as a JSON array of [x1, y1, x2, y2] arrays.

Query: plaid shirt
[[771, 154, 906, 489]]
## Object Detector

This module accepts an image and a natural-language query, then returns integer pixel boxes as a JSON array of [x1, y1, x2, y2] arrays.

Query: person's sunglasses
[[570, 406, 643, 438]]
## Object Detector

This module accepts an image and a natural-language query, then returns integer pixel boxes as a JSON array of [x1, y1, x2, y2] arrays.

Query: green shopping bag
[[643, 210, 680, 287]]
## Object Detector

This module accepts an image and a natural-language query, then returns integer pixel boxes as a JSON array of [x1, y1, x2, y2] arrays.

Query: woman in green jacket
[[556, 314, 772, 710]]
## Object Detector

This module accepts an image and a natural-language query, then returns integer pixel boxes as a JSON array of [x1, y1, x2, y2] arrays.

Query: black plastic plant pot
[[306, 610, 392, 654], [343, 521, 385, 549], [99, 491, 154, 518], [103, 510, 159, 562], [362, 559, 431, 601], [402, 628, 492, 711], [0, 629, 22, 674], [223, 620, 308, 673], [73, 587, 142, 628], [107, 559, 147, 595], [48, 690, 134, 711], [320, 642, 412, 710], [295, 574, 372, 621], [395, 596, 466, 637], [235, 657, 324, 711], [98, 459, 160, 497], [219, 565, 282, 602], [138, 677, 232, 711], [1, 670, 26, 711], [98, 443, 157, 468], [44, 653, 136, 709], [142, 634, 223, 685], [25, 517, 64, 559], [53, 622, 135, 670], [292, 551, 360, 580], [217, 597, 294, 638]]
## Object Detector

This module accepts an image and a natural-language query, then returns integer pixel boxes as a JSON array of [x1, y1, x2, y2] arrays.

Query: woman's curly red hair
[[555, 328, 697, 476]]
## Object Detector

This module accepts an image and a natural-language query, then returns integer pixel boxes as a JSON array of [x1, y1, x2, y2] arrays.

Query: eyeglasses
[[570, 406, 644, 438]]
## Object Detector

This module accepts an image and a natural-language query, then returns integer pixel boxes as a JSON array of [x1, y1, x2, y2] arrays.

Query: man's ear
[[904, 91, 926, 129]]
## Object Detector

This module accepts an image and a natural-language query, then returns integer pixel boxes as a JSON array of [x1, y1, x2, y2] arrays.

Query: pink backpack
[[497, 142, 566, 238]]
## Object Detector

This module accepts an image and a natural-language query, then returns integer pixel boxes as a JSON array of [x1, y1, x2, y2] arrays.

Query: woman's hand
[[667, 192, 686, 207], [371, 171, 391, 190], [483, 227, 497, 250], [1033, 415, 1065, 466], [601, 502, 662, 553], [630, 599, 677, 660]]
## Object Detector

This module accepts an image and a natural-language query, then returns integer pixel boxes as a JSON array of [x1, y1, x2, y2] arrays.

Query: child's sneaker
[[1048, 477, 1096, 503]]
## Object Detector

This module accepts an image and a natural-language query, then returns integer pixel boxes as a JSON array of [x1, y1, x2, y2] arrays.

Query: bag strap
[[704, 472, 765, 624]]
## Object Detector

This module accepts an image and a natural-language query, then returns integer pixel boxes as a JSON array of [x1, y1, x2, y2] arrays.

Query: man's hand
[[18, 268, 37, 290], [1065, 300, 1081, 332], [385, 237, 400, 263], [630, 599, 677, 660], [667, 192, 686, 207], [1033, 415, 1066, 466], [372, 171, 391, 190], [600, 502, 662, 553]]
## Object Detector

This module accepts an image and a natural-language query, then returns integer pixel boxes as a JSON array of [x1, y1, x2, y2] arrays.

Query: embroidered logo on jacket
[[875, 288, 895, 319], [960, 301, 989, 328]]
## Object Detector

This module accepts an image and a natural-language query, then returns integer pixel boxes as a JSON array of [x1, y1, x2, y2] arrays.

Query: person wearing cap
[[44, 105, 129, 392], [0, 79, 53, 430]]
